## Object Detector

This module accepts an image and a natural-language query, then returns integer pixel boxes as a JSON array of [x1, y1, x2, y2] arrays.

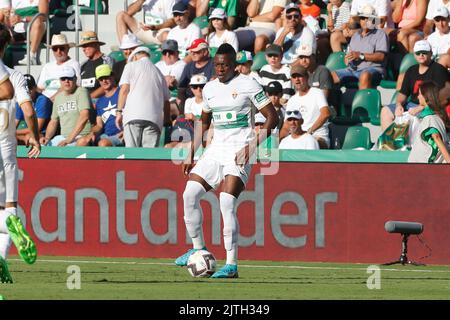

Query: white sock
[[0, 233, 11, 259], [0, 209, 13, 234], [220, 192, 238, 265], [183, 181, 207, 250]]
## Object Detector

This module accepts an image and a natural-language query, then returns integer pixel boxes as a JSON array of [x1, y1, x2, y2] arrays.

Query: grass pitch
[[1, 256, 450, 300]]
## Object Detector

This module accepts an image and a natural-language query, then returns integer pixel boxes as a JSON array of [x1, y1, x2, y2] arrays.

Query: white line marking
[[10, 258, 450, 273]]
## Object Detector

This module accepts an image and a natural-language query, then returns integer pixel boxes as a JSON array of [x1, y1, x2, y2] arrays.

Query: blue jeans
[[386, 101, 419, 114], [335, 67, 384, 87]]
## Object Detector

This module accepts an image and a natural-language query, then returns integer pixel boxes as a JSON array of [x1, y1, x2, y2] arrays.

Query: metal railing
[[124, 0, 128, 11], [26, 13, 50, 75]]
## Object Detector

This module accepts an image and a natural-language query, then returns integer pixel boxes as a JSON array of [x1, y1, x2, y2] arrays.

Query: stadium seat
[[380, 53, 417, 89], [77, 0, 105, 15], [390, 90, 399, 104], [209, 47, 218, 57], [351, 88, 382, 125], [251, 51, 267, 71], [150, 50, 162, 64], [144, 43, 161, 52], [325, 52, 346, 72], [342, 126, 373, 150], [109, 50, 125, 62]]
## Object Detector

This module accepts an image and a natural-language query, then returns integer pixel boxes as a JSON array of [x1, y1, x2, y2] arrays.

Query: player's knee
[[183, 181, 205, 207]]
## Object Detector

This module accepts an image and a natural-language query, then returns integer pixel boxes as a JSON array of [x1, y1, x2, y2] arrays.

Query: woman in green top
[[408, 80, 450, 163]]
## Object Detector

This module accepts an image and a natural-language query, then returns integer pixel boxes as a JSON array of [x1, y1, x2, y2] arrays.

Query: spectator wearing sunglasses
[[423, 0, 450, 36], [282, 65, 331, 149], [155, 39, 187, 90], [279, 106, 319, 150], [273, 3, 316, 65], [380, 40, 450, 131], [426, 7, 450, 68], [40, 66, 94, 147], [37, 34, 81, 107], [258, 44, 294, 104], [185, 74, 207, 121]]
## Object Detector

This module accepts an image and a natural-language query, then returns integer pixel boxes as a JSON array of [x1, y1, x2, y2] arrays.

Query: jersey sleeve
[[247, 79, 271, 111], [202, 85, 212, 113], [15, 72, 32, 106], [0, 60, 9, 84]]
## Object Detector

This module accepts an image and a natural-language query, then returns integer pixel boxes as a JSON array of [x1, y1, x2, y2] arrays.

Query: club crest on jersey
[[232, 90, 238, 99]]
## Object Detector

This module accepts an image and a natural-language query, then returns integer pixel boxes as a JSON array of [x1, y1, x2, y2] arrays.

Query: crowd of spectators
[[5, 0, 450, 162]]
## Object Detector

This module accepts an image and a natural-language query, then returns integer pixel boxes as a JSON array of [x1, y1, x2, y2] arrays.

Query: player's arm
[[258, 103, 279, 145], [19, 100, 41, 158], [0, 78, 14, 100]]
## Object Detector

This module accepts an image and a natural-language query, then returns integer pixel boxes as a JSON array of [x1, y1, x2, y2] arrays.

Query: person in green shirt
[[40, 66, 94, 146]]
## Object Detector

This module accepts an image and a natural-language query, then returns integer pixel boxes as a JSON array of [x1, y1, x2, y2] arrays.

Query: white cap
[[433, 6, 449, 19], [209, 8, 227, 20], [189, 74, 208, 85], [413, 40, 432, 53], [296, 44, 313, 57], [59, 66, 76, 78], [119, 33, 143, 50], [128, 46, 150, 62], [358, 4, 377, 18], [285, 106, 303, 120], [254, 112, 266, 124]]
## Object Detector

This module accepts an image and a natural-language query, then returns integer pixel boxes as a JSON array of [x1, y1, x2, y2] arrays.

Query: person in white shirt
[[424, 0, 450, 36], [206, 8, 239, 52], [426, 6, 450, 68], [167, 1, 202, 62], [282, 65, 331, 148], [175, 44, 279, 278], [115, 46, 171, 148], [0, 24, 40, 283], [184, 74, 207, 120], [279, 106, 319, 150], [116, 0, 178, 45], [235, 50, 261, 82], [37, 34, 81, 104], [155, 39, 186, 90]]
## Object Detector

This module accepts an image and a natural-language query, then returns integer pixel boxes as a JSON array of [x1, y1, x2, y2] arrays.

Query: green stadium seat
[[390, 90, 399, 104], [76, 0, 105, 15], [351, 88, 382, 125], [325, 52, 346, 72], [380, 53, 417, 89], [109, 50, 125, 62], [342, 126, 373, 150], [193, 15, 209, 30], [144, 43, 161, 52], [150, 50, 162, 64], [251, 51, 268, 71], [209, 47, 218, 57]]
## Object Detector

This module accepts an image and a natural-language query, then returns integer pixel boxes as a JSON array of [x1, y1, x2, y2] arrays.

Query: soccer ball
[[187, 250, 216, 278]]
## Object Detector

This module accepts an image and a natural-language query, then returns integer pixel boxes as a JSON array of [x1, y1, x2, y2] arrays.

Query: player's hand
[[26, 136, 41, 158], [182, 161, 194, 177]]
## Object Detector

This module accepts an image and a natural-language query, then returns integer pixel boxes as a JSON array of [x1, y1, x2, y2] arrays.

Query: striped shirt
[[258, 64, 294, 101], [331, 2, 351, 30]]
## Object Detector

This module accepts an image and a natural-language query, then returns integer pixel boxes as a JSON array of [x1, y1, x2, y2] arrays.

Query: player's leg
[[211, 173, 246, 279], [1, 141, 36, 264], [175, 171, 214, 266]]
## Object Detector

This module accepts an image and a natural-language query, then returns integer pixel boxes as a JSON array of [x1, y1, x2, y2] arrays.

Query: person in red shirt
[[299, 0, 321, 18]]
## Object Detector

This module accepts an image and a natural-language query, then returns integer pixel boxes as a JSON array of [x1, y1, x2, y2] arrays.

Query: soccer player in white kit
[[175, 44, 279, 278], [0, 25, 41, 283]]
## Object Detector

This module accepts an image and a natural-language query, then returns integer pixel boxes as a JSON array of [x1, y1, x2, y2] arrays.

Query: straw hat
[[78, 31, 106, 47], [47, 34, 75, 48]]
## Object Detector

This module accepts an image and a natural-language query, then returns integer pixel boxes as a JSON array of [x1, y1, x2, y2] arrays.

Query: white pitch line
[[10, 258, 450, 274]]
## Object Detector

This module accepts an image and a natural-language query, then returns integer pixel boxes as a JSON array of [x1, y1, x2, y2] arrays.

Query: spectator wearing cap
[[388, 0, 427, 54], [294, 44, 334, 99], [235, 0, 287, 53], [279, 105, 319, 150], [282, 65, 331, 148], [265, 81, 285, 131], [116, 0, 177, 45], [380, 39, 450, 131], [206, 8, 239, 52], [78, 64, 124, 147], [37, 34, 81, 105], [196, 0, 238, 29], [116, 46, 171, 148], [426, 6, 450, 68], [15, 73, 52, 141], [155, 39, 187, 90], [424, 0, 450, 36], [258, 44, 294, 104], [167, 1, 202, 62], [236, 50, 261, 81], [40, 66, 94, 147], [350, 0, 393, 29], [184, 74, 207, 121], [331, 5, 389, 90], [273, 3, 316, 65], [78, 31, 115, 100], [113, 33, 143, 84], [13, 0, 48, 65], [177, 38, 214, 109]]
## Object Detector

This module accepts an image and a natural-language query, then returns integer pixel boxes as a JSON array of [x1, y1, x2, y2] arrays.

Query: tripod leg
[[382, 260, 401, 266]]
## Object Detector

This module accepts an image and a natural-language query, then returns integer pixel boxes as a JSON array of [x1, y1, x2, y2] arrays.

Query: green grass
[[1, 256, 450, 300]]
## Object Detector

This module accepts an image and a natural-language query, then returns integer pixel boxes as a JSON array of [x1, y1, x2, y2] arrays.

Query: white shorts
[[135, 27, 170, 45], [190, 157, 251, 190]]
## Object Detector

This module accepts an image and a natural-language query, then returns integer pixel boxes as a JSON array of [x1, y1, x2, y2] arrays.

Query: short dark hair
[[0, 24, 12, 52], [216, 43, 236, 62]]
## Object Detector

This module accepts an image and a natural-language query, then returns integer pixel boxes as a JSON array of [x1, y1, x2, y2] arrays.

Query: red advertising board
[[15, 159, 450, 265]]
